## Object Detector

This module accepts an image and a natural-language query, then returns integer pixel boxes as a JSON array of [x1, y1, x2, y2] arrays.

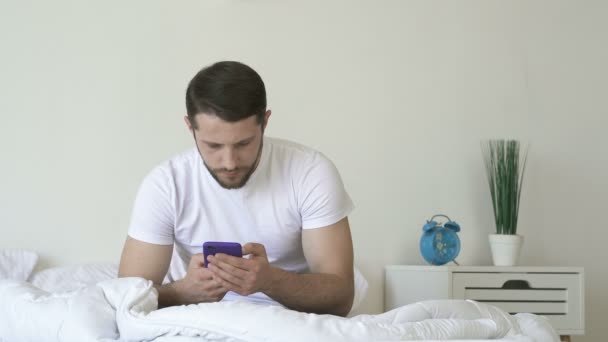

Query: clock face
[[433, 231, 460, 260], [420, 228, 461, 265]]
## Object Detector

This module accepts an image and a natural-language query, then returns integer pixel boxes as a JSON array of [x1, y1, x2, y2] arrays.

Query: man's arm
[[207, 217, 354, 316], [118, 237, 173, 284], [118, 237, 227, 307], [118, 237, 176, 307], [268, 216, 355, 316]]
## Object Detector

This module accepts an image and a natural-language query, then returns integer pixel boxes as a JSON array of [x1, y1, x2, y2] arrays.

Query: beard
[[202, 138, 263, 190]]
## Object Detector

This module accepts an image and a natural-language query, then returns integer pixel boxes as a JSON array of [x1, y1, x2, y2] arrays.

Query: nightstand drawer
[[384, 266, 585, 335], [452, 272, 583, 333]]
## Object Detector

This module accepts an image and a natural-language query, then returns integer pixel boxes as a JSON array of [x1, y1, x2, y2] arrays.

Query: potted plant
[[481, 139, 528, 266]]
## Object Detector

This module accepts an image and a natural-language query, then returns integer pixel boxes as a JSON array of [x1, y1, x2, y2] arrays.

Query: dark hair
[[186, 61, 267, 129]]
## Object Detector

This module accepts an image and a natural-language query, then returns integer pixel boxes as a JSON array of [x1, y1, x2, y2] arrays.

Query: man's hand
[[171, 253, 229, 304], [206, 217, 354, 316], [207, 243, 276, 296]]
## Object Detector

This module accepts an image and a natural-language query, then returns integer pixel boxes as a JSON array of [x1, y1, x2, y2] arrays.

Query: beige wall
[[1, 1, 605, 340]]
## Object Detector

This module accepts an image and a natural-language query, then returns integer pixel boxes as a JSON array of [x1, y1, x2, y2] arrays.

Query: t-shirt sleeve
[[299, 152, 354, 229], [127, 166, 175, 245]]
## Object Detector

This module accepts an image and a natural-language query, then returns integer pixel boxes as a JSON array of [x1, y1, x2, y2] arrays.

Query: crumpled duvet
[[0, 277, 559, 342]]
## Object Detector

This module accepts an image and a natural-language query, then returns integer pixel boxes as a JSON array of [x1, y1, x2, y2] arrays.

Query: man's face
[[187, 112, 269, 189]]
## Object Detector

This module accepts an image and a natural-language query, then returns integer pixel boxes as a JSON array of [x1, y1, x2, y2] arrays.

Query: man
[[118, 61, 355, 316]]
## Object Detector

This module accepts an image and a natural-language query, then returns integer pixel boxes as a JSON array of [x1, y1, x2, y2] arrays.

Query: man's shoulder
[[147, 148, 200, 180], [167, 147, 200, 169], [265, 137, 337, 176], [266, 137, 322, 162]]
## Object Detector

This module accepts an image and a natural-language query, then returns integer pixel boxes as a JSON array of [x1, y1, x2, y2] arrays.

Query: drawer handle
[[501, 280, 531, 289]]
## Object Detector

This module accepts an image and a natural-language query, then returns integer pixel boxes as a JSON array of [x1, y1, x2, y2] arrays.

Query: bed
[[0, 249, 560, 342]]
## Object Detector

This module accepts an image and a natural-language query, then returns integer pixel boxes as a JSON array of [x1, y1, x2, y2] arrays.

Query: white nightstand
[[385, 265, 584, 341]]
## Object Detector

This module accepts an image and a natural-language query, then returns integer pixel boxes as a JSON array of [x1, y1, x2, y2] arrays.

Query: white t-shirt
[[128, 136, 354, 305]]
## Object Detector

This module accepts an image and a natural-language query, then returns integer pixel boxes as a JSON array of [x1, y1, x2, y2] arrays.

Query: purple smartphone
[[203, 241, 243, 267]]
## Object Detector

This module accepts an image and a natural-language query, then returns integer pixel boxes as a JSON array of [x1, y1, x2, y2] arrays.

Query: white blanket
[[0, 277, 559, 342]]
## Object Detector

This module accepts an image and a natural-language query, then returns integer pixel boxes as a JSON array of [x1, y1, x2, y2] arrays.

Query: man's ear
[[184, 115, 194, 133], [262, 110, 272, 131]]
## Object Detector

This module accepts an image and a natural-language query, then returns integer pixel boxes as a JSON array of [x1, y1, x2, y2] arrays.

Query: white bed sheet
[[26, 262, 369, 316], [0, 277, 559, 342]]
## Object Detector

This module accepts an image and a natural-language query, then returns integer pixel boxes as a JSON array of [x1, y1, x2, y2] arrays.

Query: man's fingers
[[191, 266, 217, 282], [210, 287, 228, 298], [190, 253, 206, 267], [205, 277, 227, 291], [209, 267, 244, 294], [211, 253, 251, 270], [209, 258, 248, 281], [242, 243, 267, 258]]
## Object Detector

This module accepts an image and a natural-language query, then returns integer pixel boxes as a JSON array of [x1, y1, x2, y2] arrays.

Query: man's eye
[[207, 144, 221, 149], [236, 141, 250, 148]]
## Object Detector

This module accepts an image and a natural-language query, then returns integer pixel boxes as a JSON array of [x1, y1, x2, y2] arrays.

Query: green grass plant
[[481, 140, 528, 235]]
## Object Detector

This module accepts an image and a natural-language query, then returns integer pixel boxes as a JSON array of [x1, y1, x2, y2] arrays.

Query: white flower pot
[[489, 234, 523, 266]]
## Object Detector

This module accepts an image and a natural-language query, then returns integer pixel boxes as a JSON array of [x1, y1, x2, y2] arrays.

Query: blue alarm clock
[[420, 214, 461, 266]]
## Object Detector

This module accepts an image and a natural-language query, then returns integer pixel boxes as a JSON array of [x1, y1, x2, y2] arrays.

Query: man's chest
[[173, 186, 303, 261]]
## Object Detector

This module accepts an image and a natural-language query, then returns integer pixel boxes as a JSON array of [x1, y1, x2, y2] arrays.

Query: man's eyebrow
[[201, 136, 256, 145], [236, 136, 256, 144]]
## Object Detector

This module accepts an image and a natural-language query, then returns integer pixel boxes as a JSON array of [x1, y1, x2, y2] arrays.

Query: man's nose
[[222, 148, 237, 170]]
